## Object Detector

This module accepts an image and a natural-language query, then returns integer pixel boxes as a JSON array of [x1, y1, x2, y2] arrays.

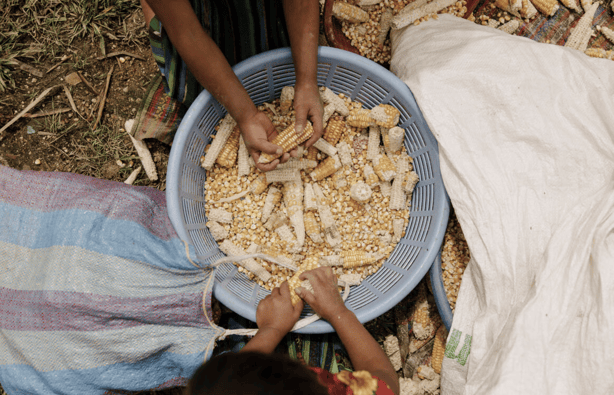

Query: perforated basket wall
[[166, 47, 450, 334]]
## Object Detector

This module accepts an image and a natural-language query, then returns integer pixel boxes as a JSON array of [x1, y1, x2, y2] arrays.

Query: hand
[[256, 282, 304, 336], [239, 110, 291, 171], [293, 82, 323, 149], [296, 267, 348, 322]]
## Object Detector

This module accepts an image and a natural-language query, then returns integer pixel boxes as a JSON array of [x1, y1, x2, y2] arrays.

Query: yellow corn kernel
[[346, 108, 374, 129], [250, 173, 270, 195], [432, 325, 447, 374], [597, 25, 614, 45], [373, 154, 397, 182], [529, 0, 558, 15], [370, 104, 400, 129], [310, 155, 342, 181], [332, 1, 369, 23], [323, 116, 345, 146], [202, 113, 236, 170], [216, 126, 241, 168], [305, 145, 319, 161], [585, 48, 614, 59], [304, 211, 323, 244], [258, 121, 314, 163], [288, 256, 320, 305], [280, 86, 294, 114]]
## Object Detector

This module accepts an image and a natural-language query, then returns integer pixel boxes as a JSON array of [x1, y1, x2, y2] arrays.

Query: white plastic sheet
[[390, 15, 614, 395]]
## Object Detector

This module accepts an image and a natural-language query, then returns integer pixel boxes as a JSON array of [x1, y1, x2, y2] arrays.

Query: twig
[[7, 59, 44, 78], [93, 64, 114, 130], [77, 71, 99, 96], [63, 85, 82, 119], [24, 108, 71, 118], [0, 85, 61, 134], [46, 55, 70, 74], [96, 51, 145, 61]]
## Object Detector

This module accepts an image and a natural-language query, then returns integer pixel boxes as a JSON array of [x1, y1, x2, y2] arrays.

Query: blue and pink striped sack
[[0, 165, 223, 394]]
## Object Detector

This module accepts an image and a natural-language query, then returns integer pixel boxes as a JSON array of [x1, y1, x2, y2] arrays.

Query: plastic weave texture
[[166, 47, 450, 334]]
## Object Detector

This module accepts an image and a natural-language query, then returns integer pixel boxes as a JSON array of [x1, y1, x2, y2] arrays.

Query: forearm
[[240, 328, 286, 354], [282, 0, 320, 88]]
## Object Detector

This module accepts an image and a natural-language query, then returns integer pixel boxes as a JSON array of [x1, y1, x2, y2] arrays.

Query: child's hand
[[256, 282, 304, 336], [239, 110, 291, 171], [295, 267, 348, 322], [293, 82, 323, 149]]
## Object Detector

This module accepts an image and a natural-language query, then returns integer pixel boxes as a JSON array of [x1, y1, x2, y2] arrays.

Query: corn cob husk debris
[[377, 8, 394, 46], [412, 293, 436, 340], [280, 86, 295, 114], [332, 167, 349, 188], [392, 0, 458, 29], [336, 142, 353, 167], [393, 218, 405, 243], [283, 181, 305, 247], [264, 211, 290, 231], [207, 220, 228, 241], [564, 2, 598, 51], [261, 186, 282, 223], [559, 0, 581, 13], [319, 251, 385, 268], [333, 1, 370, 23], [390, 176, 406, 210], [417, 365, 438, 381], [208, 208, 233, 224], [202, 113, 236, 170], [275, 224, 301, 253], [237, 136, 251, 177], [322, 103, 336, 127], [404, 170, 420, 195], [123, 165, 141, 185], [219, 240, 272, 282], [258, 120, 314, 163], [380, 180, 392, 197], [350, 181, 373, 203], [304, 211, 324, 244], [385, 126, 404, 155], [580, 0, 592, 12]]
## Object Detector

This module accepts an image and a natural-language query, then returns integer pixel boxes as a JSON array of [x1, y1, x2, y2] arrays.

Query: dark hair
[[185, 351, 329, 395]]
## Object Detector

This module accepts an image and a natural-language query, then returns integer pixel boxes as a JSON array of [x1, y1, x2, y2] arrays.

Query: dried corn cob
[[495, 0, 522, 16], [251, 173, 270, 195], [404, 170, 420, 194], [498, 19, 520, 34], [323, 116, 345, 146], [310, 155, 342, 181], [275, 158, 317, 170], [597, 25, 614, 45], [336, 142, 353, 167], [520, 0, 538, 18], [332, 167, 348, 188], [585, 48, 614, 59], [390, 177, 406, 210], [322, 103, 336, 127], [370, 104, 400, 129], [262, 186, 282, 223], [295, 145, 305, 158], [219, 240, 272, 282], [384, 335, 403, 371], [258, 121, 314, 163], [432, 325, 447, 374], [373, 154, 397, 182], [377, 8, 394, 46], [264, 211, 290, 231], [358, 0, 383, 5], [320, 87, 349, 116], [280, 86, 295, 114], [332, 1, 369, 23], [304, 183, 318, 211], [529, 0, 558, 16], [237, 136, 251, 176], [216, 126, 241, 168], [380, 180, 392, 197], [283, 181, 305, 247], [320, 251, 384, 268], [417, 365, 438, 381], [395, 154, 411, 175], [206, 220, 228, 241], [275, 224, 300, 253], [385, 126, 404, 155], [488, 18, 501, 28], [367, 126, 381, 161], [202, 113, 237, 170], [259, 246, 299, 271], [559, 0, 581, 12], [246, 242, 260, 255], [305, 145, 319, 161], [392, 0, 457, 29], [392, 218, 405, 243], [350, 181, 373, 203], [304, 211, 324, 243], [565, 2, 598, 51], [363, 164, 380, 187], [288, 256, 320, 305], [266, 168, 301, 184], [208, 208, 233, 224], [313, 138, 339, 157], [412, 295, 435, 340], [580, 0, 592, 12], [346, 108, 375, 129], [313, 184, 336, 231]]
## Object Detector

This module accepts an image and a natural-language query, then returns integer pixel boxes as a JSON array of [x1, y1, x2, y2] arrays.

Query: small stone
[[65, 72, 82, 86], [34, 159, 41, 165], [119, 57, 126, 63]]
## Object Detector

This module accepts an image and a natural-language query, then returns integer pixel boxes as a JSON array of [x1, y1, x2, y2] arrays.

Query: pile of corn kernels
[[440, 212, 470, 311], [203, 95, 414, 291]]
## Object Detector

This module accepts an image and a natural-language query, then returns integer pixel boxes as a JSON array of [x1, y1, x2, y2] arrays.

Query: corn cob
[[432, 325, 447, 374], [320, 251, 385, 268], [350, 181, 373, 203], [304, 182, 318, 211], [259, 246, 299, 272], [262, 186, 282, 223], [251, 173, 270, 195], [498, 19, 520, 34], [367, 126, 381, 161], [313, 184, 335, 231], [313, 138, 339, 157], [202, 113, 237, 170], [529, 0, 559, 16], [564, 2, 598, 51], [597, 25, 614, 45], [295, 145, 305, 158], [384, 335, 403, 372], [392, 218, 405, 243], [377, 8, 394, 46], [332, 1, 369, 23], [288, 256, 320, 305], [392, 0, 457, 29], [264, 211, 290, 231], [237, 136, 251, 177], [246, 242, 260, 255], [520, 0, 538, 18], [370, 104, 400, 129], [216, 126, 241, 168], [389, 177, 406, 210], [258, 121, 314, 163], [580, 0, 592, 12], [323, 116, 345, 146], [275, 158, 317, 170], [304, 211, 324, 243], [305, 145, 319, 161], [358, 0, 383, 5], [417, 365, 438, 381], [206, 220, 228, 241], [346, 108, 375, 129], [380, 180, 392, 197], [208, 208, 233, 224], [363, 164, 380, 187], [338, 273, 362, 286], [495, 0, 522, 16], [386, 126, 405, 155], [332, 167, 348, 188], [373, 154, 397, 182], [280, 86, 295, 114], [395, 154, 411, 175], [283, 181, 305, 247], [320, 87, 350, 117], [404, 170, 420, 194], [558, 0, 581, 12], [266, 168, 302, 184], [412, 294, 435, 340], [585, 48, 614, 59], [336, 142, 353, 167], [219, 240, 272, 282], [322, 103, 336, 128], [488, 18, 501, 28], [275, 224, 300, 253], [310, 155, 342, 181]]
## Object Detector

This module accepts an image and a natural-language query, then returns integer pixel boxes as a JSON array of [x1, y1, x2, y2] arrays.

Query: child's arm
[[143, 0, 289, 170], [297, 268, 401, 395], [241, 282, 304, 354], [282, 0, 324, 148]]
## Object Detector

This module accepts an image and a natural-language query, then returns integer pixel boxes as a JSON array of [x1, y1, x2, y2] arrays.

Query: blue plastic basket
[[166, 46, 450, 334], [429, 252, 453, 332]]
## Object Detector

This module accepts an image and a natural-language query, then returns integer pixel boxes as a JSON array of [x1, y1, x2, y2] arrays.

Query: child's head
[[186, 351, 329, 395]]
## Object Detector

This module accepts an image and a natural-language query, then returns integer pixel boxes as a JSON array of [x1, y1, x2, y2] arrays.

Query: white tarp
[[390, 15, 614, 394]]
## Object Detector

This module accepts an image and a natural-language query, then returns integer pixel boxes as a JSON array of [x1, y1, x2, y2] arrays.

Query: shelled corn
[[202, 88, 416, 291], [441, 212, 470, 312]]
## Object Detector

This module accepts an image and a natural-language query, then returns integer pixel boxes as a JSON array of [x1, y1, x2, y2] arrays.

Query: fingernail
[[276, 148, 282, 155]]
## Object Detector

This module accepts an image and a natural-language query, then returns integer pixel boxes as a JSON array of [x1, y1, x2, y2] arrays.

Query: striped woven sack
[[0, 165, 223, 394]]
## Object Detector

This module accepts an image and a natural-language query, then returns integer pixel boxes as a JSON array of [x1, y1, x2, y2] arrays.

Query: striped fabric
[[0, 165, 223, 394]]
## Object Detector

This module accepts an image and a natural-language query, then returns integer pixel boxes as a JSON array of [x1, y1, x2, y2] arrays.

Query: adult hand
[[239, 110, 291, 171], [256, 281, 304, 336], [293, 82, 323, 149], [296, 267, 348, 322]]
